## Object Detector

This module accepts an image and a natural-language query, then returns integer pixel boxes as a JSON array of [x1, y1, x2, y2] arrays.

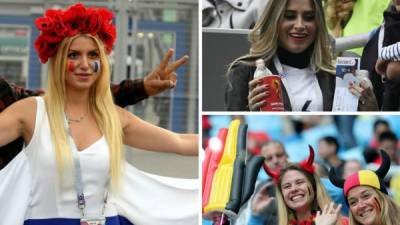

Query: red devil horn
[[263, 163, 280, 184], [299, 145, 315, 174]]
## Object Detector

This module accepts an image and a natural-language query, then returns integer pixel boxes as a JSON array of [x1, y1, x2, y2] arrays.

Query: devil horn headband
[[263, 145, 315, 183], [329, 150, 391, 189]]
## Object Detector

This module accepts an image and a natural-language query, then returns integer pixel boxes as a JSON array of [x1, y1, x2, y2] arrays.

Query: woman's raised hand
[[248, 78, 269, 111], [143, 48, 189, 96], [251, 182, 275, 215], [315, 202, 342, 225]]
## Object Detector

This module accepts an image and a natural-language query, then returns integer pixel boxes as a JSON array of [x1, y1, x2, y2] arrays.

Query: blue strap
[[64, 115, 108, 217], [64, 116, 86, 215]]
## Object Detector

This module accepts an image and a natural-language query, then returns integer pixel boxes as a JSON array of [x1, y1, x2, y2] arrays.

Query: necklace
[[66, 112, 88, 124]]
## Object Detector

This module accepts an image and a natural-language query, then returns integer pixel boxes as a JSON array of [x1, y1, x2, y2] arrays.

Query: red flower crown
[[34, 3, 116, 64]]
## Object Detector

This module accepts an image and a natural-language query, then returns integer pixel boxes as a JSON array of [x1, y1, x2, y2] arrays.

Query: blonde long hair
[[228, 0, 334, 74], [44, 34, 123, 189], [349, 188, 400, 225], [276, 164, 343, 225]]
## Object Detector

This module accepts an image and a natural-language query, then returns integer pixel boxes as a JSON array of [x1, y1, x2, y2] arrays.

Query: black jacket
[[225, 62, 336, 111], [360, 27, 400, 111]]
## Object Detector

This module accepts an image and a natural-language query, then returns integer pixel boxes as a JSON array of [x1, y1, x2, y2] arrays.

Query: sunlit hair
[[44, 34, 123, 190], [349, 187, 400, 225], [228, 0, 334, 74], [276, 164, 342, 225]]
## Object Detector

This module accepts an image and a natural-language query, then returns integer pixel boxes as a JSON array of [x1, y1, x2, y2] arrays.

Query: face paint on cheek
[[373, 197, 381, 213], [67, 61, 75, 73], [90, 60, 100, 74]]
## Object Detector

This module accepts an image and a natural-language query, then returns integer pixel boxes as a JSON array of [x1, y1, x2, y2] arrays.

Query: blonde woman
[[225, 0, 375, 111], [330, 150, 400, 225], [0, 3, 197, 225], [261, 147, 349, 225]]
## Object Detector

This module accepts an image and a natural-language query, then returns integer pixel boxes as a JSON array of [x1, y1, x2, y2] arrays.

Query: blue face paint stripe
[[90, 61, 100, 73], [24, 215, 134, 225]]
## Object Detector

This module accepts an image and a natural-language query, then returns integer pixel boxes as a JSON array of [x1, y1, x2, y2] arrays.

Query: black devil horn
[[328, 167, 345, 188], [375, 150, 391, 178]]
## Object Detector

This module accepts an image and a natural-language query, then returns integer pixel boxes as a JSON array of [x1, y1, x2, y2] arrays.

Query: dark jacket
[[361, 27, 400, 111], [0, 78, 148, 169], [225, 62, 335, 111]]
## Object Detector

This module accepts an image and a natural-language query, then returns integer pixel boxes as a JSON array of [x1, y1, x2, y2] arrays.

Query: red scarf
[[288, 212, 316, 225]]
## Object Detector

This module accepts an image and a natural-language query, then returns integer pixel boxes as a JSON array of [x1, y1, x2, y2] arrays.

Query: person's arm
[[111, 48, 188, 108], [0, 97, 35, 148], [379, 42, 400, 61], [111, 78, 148, 108], [118, 107, 197, 156], [225, 63, 254, 111], [0, 78, 42, 112]]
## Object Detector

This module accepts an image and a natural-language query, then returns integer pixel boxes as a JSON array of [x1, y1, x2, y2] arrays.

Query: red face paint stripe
[[67, 61, 75, 72], [373, 197, 381, 213]]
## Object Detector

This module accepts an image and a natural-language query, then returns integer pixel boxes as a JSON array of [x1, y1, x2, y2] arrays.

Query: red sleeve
[[341, 216, 349, 225]]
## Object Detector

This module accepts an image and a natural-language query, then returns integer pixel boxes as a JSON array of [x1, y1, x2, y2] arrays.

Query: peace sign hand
[[143, 48, 189, 96]]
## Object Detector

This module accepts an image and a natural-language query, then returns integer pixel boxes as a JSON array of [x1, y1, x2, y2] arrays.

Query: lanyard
[[64, 116, 108, 217]]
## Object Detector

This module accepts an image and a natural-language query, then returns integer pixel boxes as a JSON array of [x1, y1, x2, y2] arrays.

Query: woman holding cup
[[225, 0, 375, 111]]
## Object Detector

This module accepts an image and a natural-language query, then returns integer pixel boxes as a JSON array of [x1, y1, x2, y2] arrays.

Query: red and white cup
[[259, 75, 284, 111]]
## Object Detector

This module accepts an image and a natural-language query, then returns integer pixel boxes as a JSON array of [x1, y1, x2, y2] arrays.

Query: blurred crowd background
[[203, 115, 400, 224]]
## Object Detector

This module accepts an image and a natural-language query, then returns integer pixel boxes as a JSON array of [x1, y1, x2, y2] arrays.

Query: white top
[[281, 64, 323, 111], [23, 97, 116, 219], [0, 97, 198, 225]]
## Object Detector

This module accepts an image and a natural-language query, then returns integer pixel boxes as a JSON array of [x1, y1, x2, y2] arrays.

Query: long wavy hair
[[349, 188, 400, 225], [44, 34, 123, 190], [228, 0, 334, 74], [276, 164, 343, 225]]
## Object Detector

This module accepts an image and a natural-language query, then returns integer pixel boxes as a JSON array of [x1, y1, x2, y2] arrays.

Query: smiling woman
[[225, 0, 336, 111], [264, 146, 349, 225], [223, 0, 380, 112], [329, 150, 400, 225]]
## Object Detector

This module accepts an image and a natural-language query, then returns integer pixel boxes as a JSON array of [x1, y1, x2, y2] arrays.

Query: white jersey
[[0, 97, 198, 225]]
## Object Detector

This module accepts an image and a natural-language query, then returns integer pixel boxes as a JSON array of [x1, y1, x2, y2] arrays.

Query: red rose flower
[[86, 8, 102, 35], [35, 17, 54, 32], [34, 3, 116, 63]]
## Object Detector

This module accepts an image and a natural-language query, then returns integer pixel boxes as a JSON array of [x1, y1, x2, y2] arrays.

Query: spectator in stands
[[378, 131, 399, 165], [361, 0, 400, 110], [368, 119, 391, 150], [244, 141, 288, 225], [374, 0, 400, 82], [202, 0, 268, 29], [247, 144, 347, 225], [225, 0, 377, 111], [318, 136, 346, 178], [259, 147, 348, 225], [325, 0, 391, 56], [342, 159, 362, 178]]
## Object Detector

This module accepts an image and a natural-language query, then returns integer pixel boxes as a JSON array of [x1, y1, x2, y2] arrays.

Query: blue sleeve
[[247, 214, 266, 225], [321, 178, 349, 216]]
